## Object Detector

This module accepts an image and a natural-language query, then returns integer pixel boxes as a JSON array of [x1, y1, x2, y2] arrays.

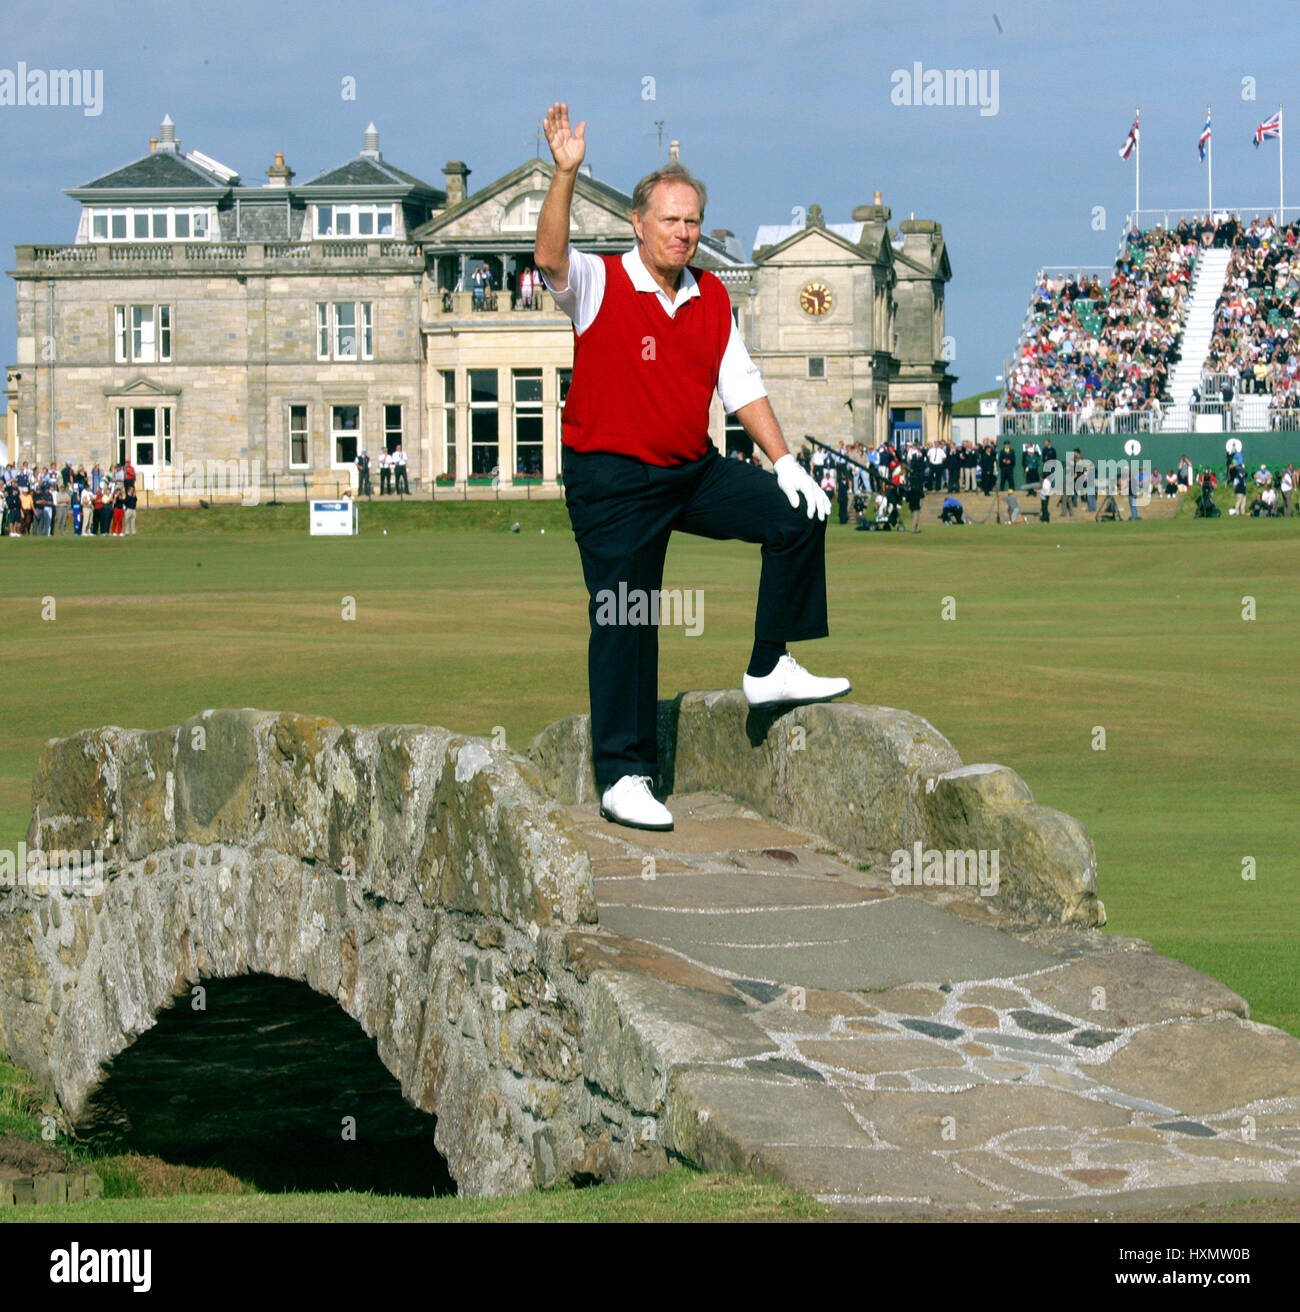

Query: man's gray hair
[[631, 162, 708, 218]]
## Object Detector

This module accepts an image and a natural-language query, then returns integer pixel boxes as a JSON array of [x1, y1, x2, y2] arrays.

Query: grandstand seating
[[1005, 214, 1300, 432]]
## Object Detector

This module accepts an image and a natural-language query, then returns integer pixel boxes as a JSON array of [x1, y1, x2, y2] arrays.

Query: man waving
[[536, 102, 850, 832]]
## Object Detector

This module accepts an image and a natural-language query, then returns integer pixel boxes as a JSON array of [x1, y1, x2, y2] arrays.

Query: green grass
[[0, 1056, 49, 1145], [121, 496, 577, 536], [0, 502, 1297, 1220], [2, 502, 1296, 1036], [0, 1164, 824, 1223]]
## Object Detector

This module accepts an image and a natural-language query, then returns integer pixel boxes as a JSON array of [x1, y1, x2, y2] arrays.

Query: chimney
[[710, 228, 734, 239], [158, 114, 179, 152], [149, 137, 158, 154], [852, 190, 892, 250], [265, 151, 294, 187], [668, 139, 680, 163], [361, 123, 381, 159], [899, 217, 942, 261], [443, 160, 470, 206]]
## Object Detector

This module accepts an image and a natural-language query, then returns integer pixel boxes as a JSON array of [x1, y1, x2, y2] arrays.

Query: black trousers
[[562, 444, 829, 792]]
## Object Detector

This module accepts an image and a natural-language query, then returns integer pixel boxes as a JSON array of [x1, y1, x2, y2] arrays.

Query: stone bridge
[[3, 698, 1297, 1210]]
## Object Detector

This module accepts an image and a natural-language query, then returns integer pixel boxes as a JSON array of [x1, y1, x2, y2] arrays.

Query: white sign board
[[310, 500, 357, 535]]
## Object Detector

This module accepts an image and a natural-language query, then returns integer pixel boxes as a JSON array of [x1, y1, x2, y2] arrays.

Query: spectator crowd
[[3, 459, 139, 537], [1004, 220, 1210, 420], [1202, 215, 1300, 412]]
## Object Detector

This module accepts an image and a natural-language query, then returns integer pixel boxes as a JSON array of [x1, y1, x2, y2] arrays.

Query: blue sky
[[1, 0, 1293, 404]]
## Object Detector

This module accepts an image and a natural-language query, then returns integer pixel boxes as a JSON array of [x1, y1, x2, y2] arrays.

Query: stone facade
[[7, 116, 954, 494]]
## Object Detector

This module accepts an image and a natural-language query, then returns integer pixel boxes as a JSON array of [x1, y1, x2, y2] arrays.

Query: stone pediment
[[755, 223, 878, 267], [102, 376, 182, 397], [412, 159, 634, 245]]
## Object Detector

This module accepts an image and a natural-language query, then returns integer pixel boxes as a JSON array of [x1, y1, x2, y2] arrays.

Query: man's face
[[632, 180, 702, 279]]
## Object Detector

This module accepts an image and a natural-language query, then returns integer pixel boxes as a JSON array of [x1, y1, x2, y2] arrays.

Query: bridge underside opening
[[75, 975, 455, 1196]]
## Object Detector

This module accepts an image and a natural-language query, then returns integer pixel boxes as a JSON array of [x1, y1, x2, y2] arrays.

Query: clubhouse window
[[807, 356, 826, 380], [90, 206, 211, 241], [384, 404, 403, 454], [289, 405, 309, 468], [314, 204, 395, 238], [316, 303, 373, 361], [557, 368, 571, 472], [513, 370, 543, 477], [114, 405, 171, 467], [114, 305, 171, 363], [725, 412, 753, 458], [469, 369, 498, 476], [439, 371, 456, 478], [331, 405, 360, 467]]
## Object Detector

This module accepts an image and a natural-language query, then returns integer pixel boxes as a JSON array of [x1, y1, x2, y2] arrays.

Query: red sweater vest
[[561, 254, 732, 466]]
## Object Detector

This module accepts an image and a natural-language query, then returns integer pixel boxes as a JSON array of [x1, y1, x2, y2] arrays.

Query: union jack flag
[[1119, 112, 1139, 161], [1198, 110, 1211, 161], [1254, 110, 1280, 148]]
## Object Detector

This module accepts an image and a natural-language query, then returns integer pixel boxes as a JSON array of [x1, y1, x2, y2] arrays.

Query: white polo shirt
[[541, 244, 767, 416]]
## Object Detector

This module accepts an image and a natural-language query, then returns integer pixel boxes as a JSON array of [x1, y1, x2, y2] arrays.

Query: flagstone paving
[[568, 791, 1300, 1215]]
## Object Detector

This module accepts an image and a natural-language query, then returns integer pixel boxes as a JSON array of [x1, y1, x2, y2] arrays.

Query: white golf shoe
[[743, 653, 852, 709], [599, 774, 674, 831]]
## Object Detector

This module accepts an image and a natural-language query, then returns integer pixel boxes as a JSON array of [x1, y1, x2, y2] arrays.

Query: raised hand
[[543, 102, 586, 173]]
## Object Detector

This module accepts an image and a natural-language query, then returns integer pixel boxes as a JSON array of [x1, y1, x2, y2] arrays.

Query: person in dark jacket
[[906, 458, 925, 532], [998, 441, 1017, 491]]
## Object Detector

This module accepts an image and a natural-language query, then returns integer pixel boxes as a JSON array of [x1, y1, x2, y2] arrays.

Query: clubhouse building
[[7, 115, 954, 495]]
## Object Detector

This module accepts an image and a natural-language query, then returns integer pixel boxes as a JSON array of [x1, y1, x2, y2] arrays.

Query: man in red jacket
[[535, 102, 849, 832]]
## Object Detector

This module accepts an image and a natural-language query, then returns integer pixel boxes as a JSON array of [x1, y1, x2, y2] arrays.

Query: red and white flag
[[1119, 111, 1139, 160]]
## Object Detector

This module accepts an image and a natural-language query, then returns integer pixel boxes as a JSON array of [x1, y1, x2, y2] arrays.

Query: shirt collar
[[623, 245, 699, 308]]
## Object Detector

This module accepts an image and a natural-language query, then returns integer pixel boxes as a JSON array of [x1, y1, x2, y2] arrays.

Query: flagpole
[[1207, 105, 1213, 214], [1280, 105, 1285, 222], [1135, 106, 1141, 217]]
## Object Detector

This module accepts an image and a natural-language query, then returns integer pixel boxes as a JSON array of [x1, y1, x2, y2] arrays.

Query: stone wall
[[0, 709, 669, 1195], [0, 694, 1102, 1200], [525, 691, 1104, 927]]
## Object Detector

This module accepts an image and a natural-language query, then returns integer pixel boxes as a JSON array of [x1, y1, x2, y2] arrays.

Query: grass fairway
[[2, 500, 1296, 1048], [0, 1165, 824, 1223]]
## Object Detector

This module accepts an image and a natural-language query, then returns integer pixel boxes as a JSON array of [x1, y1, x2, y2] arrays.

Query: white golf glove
[[774, 454, 831, 520]]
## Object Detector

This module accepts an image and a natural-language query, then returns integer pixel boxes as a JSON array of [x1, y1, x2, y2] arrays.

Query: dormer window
[[89, 206, 211, 241], [500, 191, 546, 231], [315, 203, 395, 238]]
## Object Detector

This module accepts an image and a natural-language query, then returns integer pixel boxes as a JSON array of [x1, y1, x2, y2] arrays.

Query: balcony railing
[[1000, 408, 1173, 436], [1000, 402, 1299, 435], [425, 289, 561, 318], [16, 240, 426, 272]]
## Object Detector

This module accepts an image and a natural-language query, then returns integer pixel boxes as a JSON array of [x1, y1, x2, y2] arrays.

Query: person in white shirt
[[393, 444, 410, 494], [533, 100, 848, 833]]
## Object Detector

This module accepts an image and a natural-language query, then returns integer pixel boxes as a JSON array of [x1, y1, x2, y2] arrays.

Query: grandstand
[[1003, 210, 1300, 438]]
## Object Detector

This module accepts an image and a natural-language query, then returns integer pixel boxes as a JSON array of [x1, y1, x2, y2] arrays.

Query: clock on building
[[799, 281, 833, 316]]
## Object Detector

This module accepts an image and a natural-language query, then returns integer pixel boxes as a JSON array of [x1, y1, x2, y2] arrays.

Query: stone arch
[[0, 709, 599, 1196], [75, 972, 456, 1195]]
